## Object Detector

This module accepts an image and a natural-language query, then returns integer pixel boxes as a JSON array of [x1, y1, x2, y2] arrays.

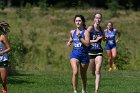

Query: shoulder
[[113, 28, 117, 32], [70, 29, 75, 36], [0, 34, 7, 40], [104, 29, 107, 32], [0, 34, 8, 43], [84, 30, 90, 37], [87, 26, 93, 32], [84, 30, 89, 34]]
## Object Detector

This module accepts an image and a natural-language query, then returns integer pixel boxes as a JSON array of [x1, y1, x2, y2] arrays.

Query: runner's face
[[94, 14, 102, 25], [75, 17, 83, 28], [107, 23, 112, 30]]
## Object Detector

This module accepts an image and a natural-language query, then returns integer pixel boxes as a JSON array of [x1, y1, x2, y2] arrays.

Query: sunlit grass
[[7, 70, 140, 93]]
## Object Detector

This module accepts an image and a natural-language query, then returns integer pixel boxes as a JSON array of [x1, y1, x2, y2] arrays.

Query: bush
[[107, 0, 120, 17], [103, 42, 131, 70], [8, 30, 28, 73]]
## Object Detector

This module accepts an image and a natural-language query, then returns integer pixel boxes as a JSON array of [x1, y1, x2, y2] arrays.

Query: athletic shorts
[[88, 52, 103, 59], [70, 49, 89, 64], [0, 61, 9, 68], [106, 43, 116, 50]]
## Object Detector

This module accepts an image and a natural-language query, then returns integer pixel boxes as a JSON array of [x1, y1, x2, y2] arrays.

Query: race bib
[[108, 40, 114, 45], [74, 43, 82, 48], [91, 43, 101, 49]]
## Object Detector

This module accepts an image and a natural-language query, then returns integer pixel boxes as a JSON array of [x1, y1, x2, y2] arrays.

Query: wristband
[[79, 36, 82, 38]]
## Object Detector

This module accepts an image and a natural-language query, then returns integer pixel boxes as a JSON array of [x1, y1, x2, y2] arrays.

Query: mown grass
[[6, 70, 140, 93]]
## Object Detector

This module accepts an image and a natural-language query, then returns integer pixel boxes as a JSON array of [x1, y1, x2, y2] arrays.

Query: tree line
[[0, 0, 139, 10]]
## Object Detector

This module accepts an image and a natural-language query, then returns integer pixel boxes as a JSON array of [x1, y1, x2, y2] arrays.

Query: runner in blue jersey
[[104, 21, 120, 72], [67, 15, 90, 93], [87, 13, 103, 93], [0, 21, 12, 93]]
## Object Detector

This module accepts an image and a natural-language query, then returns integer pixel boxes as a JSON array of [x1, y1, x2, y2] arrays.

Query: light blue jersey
[[105, 28, 116, 50]]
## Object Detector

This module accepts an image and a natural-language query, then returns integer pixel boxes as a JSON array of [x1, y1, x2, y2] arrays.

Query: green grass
[[7, 70, 140, 93]]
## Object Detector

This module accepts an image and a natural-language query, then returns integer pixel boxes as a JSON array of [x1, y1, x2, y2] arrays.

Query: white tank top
[[0, 41, 8, 62]]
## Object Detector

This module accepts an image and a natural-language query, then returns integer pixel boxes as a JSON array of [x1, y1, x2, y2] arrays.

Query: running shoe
[[108, 67, 112, 72], [112, 64, 117, 70]]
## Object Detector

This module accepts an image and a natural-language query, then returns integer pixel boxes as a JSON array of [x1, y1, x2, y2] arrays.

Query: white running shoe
[[82, 90, 87, 93], [74, 90, 77, 93]]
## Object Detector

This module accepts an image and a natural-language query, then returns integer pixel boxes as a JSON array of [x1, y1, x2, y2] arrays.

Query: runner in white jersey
[[0, 21, 12, 93]]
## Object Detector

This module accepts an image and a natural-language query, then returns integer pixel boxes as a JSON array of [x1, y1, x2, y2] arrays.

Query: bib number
[[108, 40, 114, 45], [91, 43, 101, 49], [74, 43, 82, 48]]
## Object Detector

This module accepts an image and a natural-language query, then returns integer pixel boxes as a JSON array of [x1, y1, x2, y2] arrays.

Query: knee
[[108, 57, 112, 62], [95, 70, 100, 75], [112, 56, 116, 59], [73, 71, 78, 77], [2, 80, 6, 85]]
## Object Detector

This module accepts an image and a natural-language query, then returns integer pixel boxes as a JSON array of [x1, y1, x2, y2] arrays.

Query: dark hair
[[0, 21, 10, 34], [74, 15, 86, 29], [94, 12, 102, 19], [107, 21, 113, 26]]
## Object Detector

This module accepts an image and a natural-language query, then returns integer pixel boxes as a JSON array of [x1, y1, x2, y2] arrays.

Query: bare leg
[[106, 50, 113, 70], [89, 58, 95, 76], [94, 56, 102, 92], [80, 63, 89, 91], [112, 48, 117, 69], [70, 58, 79, 92], [0, 68, 7, 93]]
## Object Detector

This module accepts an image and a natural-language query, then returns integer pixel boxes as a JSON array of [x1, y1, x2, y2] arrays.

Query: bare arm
[[78, 30, 90, 47], [67, 30, 73, 46], [115, 29, 121, 43], [0, 35, 12, 55], [87, 26, 102, 43], [104, 29, 108, 41]]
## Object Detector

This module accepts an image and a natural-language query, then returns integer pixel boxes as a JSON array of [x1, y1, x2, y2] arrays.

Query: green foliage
[[9, 30, 28, 71], [116, 42, 131, 70], [38, 0, 48, 11], [3, 8, 139, 72], [103, 42, 131, 70], [107, 0, 120, 17], [126, 0, 133, 10], [16, 3, 32, 21], [45, 46, 55, 64], [0, 0, 5, 10]]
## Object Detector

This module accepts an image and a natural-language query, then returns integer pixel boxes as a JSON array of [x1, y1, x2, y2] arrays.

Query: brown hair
[[74, 15, 86, 29], [0, 21, 10, 34], [107, 21, 113, 26], [94, 12, 102, 19]]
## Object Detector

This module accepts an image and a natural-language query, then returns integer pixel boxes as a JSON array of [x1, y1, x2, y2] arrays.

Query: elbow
[[9, 47, 12, 52], [85, 42, 90, 47]]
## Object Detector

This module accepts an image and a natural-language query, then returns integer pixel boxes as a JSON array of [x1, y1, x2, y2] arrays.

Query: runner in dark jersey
[[87, 13, 103, 93]]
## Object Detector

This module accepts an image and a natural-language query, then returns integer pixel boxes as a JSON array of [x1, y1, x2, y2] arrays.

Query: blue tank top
[[105, 28, 116, 45], [88, 25, 103, 51], [72, 29, 88, 53]]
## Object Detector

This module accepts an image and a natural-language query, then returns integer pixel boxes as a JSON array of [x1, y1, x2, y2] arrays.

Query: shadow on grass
[[7, 72, 35, 84]]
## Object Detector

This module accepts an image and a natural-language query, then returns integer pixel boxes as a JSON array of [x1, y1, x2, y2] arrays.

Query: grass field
[[7, 70, 140, 93], [0, 7, 139, 71], [0, 7, 139, 93]]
